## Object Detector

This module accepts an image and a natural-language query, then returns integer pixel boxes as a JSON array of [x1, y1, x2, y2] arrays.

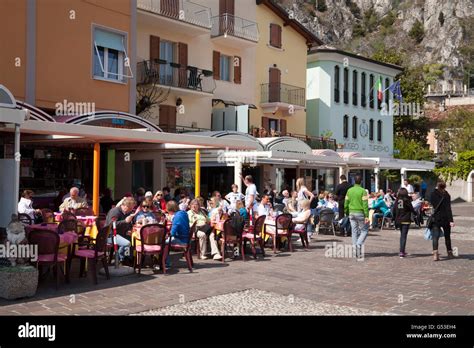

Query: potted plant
[[0, 215, 38, 300], [320, 130, 333, 140]]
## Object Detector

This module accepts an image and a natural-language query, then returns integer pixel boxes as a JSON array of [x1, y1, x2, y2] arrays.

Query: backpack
[[230, 212, 245, 236]]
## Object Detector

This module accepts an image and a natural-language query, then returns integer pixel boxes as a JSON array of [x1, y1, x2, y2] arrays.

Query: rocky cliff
[[277, 0, 474, 80]]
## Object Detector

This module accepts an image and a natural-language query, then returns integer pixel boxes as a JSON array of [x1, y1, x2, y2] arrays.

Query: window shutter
[[213, 51, 221, 80], [270, 24, 277, 47], [178, 42, 188, 88], [261, 116, 269, 131], [280, 119, 287, 135], [276, 24, 282, 48], [150, 35, 160, 61], [233, 56, 241, 84]]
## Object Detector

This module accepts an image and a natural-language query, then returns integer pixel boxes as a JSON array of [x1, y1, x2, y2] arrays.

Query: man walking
[[344, 175, 369, 259], [335, 175, 352, 236]]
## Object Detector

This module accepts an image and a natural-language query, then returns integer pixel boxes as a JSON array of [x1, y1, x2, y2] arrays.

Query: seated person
[[134, 201, 157, 224], [225, 184, 245, 213], [105, 197, 137, 263], [285, 191, 298, 214], [208, 197, 223, 224], [371, 193, 391, 229], [187, 199, 210, 259], [178, 193, 191, 211], [59, 187, 88, 212], [325, 193, 339, 212], [153, 190, 167, 211], [166, 201, 189, 245], [236, 200, 248, 220], [18, 189, 42, 223], [256, 194, 272, 218], [281, 190, 290, 206], [411, 192, 423, 211], [292, 199, 312, 233]]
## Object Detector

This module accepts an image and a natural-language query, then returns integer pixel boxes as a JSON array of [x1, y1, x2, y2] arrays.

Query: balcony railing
[[137, 60, 216, 94], [137, 0, 211, 29], [158, 124, 211, 133], [211, 14, 259, 42], [286, 133, 337, 151], [261, 83, 306, 107]]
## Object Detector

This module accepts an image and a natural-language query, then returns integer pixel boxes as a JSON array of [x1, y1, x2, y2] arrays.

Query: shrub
[[409, 20, 424, 43]]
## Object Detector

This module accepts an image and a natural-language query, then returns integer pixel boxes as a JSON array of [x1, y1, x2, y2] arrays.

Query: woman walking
[[296, 178, 314, 211], [392, 188, 415, 258], [429, 181, 455, 261]]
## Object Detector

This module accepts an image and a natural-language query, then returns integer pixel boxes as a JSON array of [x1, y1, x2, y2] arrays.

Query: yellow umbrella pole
[[195, 149, 201, 198]]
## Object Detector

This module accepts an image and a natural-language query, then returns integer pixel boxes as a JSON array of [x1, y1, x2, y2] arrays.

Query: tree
[[363, 8, 378, 33], [409, 20, 424, 43], [436, 107, 474, 156], [435, 150, 474, 182], [394, 137, 434, 161], [315, 0, 327, 12]]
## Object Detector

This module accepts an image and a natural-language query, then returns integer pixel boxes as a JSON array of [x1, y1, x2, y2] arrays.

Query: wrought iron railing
[[286, 133, 337, 151], [157, 124, 211, 133], [261, 83, 306, 107], [137, 60, 216, 93], [137, 0, 211, 29], [211, 13, 259, 42]]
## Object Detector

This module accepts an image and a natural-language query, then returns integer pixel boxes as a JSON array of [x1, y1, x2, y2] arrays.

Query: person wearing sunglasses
[[153, 190, 167, 211], [134, 202, 156, 224]]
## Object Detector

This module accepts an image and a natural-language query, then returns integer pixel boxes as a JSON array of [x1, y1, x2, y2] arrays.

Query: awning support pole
[[234, 159, 242, 193], [93, 143, 100, 216], [14, 124, 20, 214], [374, 167, 379, 192], [195, 149, 201, 198]]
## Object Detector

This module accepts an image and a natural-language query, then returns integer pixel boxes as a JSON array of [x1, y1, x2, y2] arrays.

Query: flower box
[[0, 266, 38, 300]]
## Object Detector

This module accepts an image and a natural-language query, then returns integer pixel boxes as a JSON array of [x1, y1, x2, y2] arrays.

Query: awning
[[212, 99, 257, 109]]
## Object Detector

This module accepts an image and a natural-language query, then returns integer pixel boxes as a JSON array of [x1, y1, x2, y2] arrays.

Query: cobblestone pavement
[[0, 203, 472, 316], [135, 289, 382, 315]]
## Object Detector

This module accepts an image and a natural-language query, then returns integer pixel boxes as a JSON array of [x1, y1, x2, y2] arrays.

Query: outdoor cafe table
[[130, 221, 171, 248], [54, 212, 99, 238]]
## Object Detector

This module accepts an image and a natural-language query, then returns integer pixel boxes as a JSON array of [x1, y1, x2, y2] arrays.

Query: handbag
[[423, 228, 432, 240], [426, 194, 445, 229]]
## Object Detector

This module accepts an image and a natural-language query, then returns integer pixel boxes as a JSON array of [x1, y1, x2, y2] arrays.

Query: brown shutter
[[150, 35, 160, 61], [269, 67, 281, 102], [261, 116, 269, 130], [159, 105, 177, 132], [280, 119, 287, 136], [233, 56, 241, 84], [178, 42, 188, 88], [276, 25, 282, 48], [213, 51, 221, 80], [270, 24, 277, 47], [219, 0, 226, 15]]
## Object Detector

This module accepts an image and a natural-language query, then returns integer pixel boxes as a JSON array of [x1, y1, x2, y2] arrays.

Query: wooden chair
[[75, 207, 92, 216], [220, 218, 244, 263], [41, 208, 54, 223], [70, 223, 111, 284], [164, 222, 196, 272], [61, 211, 77, 220], [315, 208, 336, 237], [133, 223, 167, 274], [264, 213, 292, 253], [57, 219, 78, 235], [18, 213, 32, 225], [242, 215, 266, 259], [28, 229, 69, 289], [289, 221, 309, 250]]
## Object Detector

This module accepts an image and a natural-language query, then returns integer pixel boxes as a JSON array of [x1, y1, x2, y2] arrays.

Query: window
[[377, 76, 382, 110], [334, 65, 340, 103], [385, 78, 390, 105], [352, 116, 358, 139], [159, 40, 176, 85], [343, 115, 349, 138], [361, 72, 366, 107], [93, 27, 131, 82], [377, 120, 382, 141], [132, 160, 153, 193], [369, 74, 374, 108], [269, 23, 282, 48], [343, 68, 349, 104], [220, 54, 232, 82], [369, 119, 374, 141], [334, 66, 340, 103], [269, 118, 280, 132], [352, 70, 358, 106]]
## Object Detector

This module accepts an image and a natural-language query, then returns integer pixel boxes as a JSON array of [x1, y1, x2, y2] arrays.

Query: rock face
[[277, 0, 474, 79]]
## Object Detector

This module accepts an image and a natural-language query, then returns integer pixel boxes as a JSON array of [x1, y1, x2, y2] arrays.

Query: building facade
[[306, 47, 403, 158]]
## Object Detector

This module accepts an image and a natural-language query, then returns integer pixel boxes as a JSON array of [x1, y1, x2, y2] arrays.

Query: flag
[[388, 80, 403, 103], [376, 77, 383, 101]]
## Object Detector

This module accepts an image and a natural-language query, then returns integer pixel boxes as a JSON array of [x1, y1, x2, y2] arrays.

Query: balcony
[[286, 133, 337, 151], [137, 60, 216, 96], [137, 0, 211, 36], [260, 83, 306, 115], [211, 14, 259, 49]]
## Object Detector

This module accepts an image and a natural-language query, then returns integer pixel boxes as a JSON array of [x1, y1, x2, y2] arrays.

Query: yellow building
[[252, 0, 323, 137]]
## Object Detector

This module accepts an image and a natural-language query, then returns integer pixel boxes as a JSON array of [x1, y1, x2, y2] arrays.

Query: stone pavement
[[0, 203, 473, 316]]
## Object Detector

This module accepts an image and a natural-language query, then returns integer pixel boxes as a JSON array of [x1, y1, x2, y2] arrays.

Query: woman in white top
[[296, 178, 314, 211], [18, 190, 41, 221]]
